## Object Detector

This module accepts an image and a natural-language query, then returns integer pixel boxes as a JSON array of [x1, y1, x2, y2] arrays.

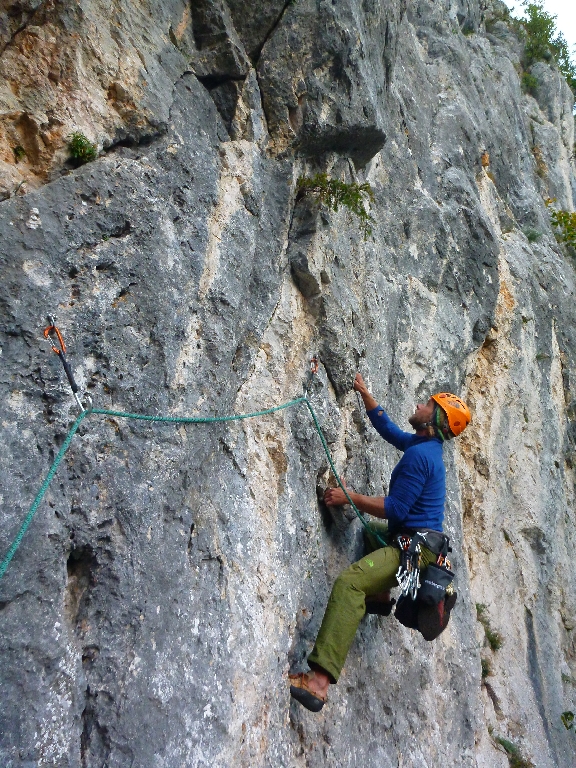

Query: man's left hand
[[324, 483, 351, 506]]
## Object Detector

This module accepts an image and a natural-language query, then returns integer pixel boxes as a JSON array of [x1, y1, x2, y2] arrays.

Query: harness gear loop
[[395, 533, 423, 599], [43, 316, 84, 412]]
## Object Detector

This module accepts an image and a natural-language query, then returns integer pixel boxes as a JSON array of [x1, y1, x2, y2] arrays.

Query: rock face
[[0, 1, 575, 766]]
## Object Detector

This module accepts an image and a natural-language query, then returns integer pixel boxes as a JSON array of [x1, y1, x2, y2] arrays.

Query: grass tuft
[[476, 603, 503, 651], [481, 657, 492, 678], [531, 145, 547, 178], [495, 735, 534, 768]]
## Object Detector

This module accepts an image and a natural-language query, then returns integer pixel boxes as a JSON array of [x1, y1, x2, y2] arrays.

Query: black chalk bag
[[418, 564, 454, 605]]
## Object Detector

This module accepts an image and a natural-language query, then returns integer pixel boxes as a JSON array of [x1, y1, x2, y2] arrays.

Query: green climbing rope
[[0, 397, 386, 582]]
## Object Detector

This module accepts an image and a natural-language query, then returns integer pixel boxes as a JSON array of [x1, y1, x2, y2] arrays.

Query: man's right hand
[[353, 373, 369, 396], [353, 372, 378, 411]]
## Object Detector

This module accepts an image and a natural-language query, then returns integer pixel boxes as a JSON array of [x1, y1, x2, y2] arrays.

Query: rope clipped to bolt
[[0, 332, 386, 583]]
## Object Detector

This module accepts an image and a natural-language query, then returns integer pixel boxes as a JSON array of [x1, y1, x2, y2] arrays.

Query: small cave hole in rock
[[65, 545, 97, 626]]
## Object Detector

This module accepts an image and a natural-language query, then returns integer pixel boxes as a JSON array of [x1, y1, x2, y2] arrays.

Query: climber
[[289, 373, 470, 712]]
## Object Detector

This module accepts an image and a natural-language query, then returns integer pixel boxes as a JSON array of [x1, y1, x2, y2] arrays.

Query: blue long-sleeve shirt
[[367, 405, 446, 533]]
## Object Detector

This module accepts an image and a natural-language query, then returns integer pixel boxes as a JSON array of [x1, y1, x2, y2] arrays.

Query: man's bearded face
[[408, 398, 435, 429]]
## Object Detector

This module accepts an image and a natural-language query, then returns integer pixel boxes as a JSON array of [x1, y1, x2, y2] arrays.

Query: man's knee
[[330, 566, 365, 601]]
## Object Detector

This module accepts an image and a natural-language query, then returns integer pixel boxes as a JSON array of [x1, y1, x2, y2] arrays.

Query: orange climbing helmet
[[431, 393, 471, 437]]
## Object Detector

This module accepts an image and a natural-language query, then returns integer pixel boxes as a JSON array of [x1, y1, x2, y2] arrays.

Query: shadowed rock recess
[[1, 0, 576, 765]]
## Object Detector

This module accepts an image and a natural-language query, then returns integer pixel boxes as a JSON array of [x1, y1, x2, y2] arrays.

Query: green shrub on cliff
[[521, 71, 538, 95], [296, 173, 375, 239], [68, 132, 98, 165]]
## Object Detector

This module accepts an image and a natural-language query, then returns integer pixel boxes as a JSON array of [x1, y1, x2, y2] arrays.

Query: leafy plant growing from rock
[[297, 173, 375, 239], [545, 198, 576, 250], [561, 710, 574, 731], [68, 132, 98, 165], [494, 735, 534, 768], [521, 72, 538, 95], [523, 228, 542, 243], [13, 145, 26, 162], [481, 657, 492, 678], [531, 145, 547, 178], [476, 603, 503, 651]]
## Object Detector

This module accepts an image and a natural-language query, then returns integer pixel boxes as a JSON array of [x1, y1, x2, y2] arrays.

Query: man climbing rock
[[289, 373, 470, 712]]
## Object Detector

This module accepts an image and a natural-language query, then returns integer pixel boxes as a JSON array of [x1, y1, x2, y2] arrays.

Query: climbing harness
[[43, 316, 87, 412], [394, 530, 456, 640], [0, 343, 386, 582]]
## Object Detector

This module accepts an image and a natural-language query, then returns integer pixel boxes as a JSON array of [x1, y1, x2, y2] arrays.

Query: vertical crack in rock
[[80, 687, 111, 768], [196, 75, 248, 135], [525, 608, 556, 760], [65, 546, 110, 767], [238, 0, 296, 65]]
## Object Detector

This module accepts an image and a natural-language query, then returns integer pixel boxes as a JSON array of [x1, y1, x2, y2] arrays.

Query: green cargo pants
[[308, 522, 436, 683]]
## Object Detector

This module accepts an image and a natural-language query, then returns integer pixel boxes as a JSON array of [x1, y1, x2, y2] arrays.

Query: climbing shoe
[[365, 597, 396, 616], [289, 672, 327, 712]]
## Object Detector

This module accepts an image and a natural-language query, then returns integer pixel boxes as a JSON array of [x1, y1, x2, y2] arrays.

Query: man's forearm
[[347, 492, 386, 519], [359, 391, 378, 412]]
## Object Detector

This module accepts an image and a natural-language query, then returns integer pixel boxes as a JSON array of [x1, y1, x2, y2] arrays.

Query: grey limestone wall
[[0, 1, 575, 766]]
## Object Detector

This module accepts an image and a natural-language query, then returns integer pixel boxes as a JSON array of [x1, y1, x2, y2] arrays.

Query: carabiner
[[43, 316, 67, 356]]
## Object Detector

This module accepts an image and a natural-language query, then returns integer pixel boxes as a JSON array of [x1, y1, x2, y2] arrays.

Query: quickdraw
[[43, 315, 87, 412], [304, 354, 319, 396]]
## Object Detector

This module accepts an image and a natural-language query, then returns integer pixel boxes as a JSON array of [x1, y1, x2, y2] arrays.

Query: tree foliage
[[521, 2, 576, 95]]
